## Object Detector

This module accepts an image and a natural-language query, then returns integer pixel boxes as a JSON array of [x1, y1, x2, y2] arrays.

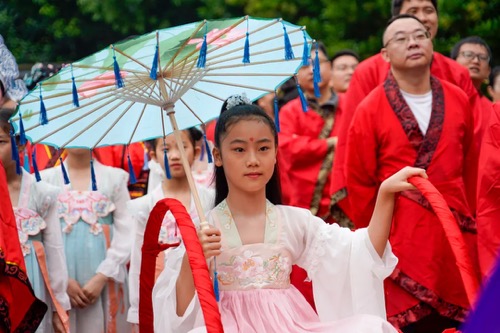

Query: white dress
[[14, 170, 70, 333], [41, 161, 133, 333], [152, 200, 399, 333], [127, 183, 215, 324]]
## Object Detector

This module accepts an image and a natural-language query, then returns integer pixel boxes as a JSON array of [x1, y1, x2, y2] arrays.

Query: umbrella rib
[[161, 21, 205, 73], [196, 78, 274, 93], [113, 46, 151, 71], [31, 97, 122, 145], [122, 73, 162, 102], [71, 64, 146, 75], [207, 52, 304, 71], [204, 72, 293, 77], [20, 86, 116, 105], [127, 103, 150, 146], [178, 96, 211, 125], [92, 102, 136, 148], [19, 91, 117, 129], [58, 99, 130, 148]]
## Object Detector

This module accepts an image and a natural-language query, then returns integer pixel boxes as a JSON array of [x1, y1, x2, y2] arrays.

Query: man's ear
[[213, 147, 222, 167], [381, 48, 390, 63]]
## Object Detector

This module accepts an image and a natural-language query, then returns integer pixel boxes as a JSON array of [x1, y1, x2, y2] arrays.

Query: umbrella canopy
[[13, 16, 312, 149]]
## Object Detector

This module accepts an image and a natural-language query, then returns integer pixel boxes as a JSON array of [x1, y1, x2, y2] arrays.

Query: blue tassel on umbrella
[[23, 151, 30, 172], [243, 32, 250, 64], [274, 92, 280, 132], [59, 156, 70, 184], [313, 43, 322, 98], [32, 148, 41, 182], [163, 149, 172, 179], [127, 152, 137, 184], [90, 158, 98, 191], [39, 84, 48, 125], [282, 22, 294, 60], [196, 35, 208, 68], [10, 127, 21, 175], [18, 111, 27, 145], [71, 64, 80, 107], [150, 43, 159, 80], [203, 134, 212, 163], [297, 83, 308, 113], [112, 46, 124, 88], [301, 30, 310, 67], [213, 269, 220, 302]]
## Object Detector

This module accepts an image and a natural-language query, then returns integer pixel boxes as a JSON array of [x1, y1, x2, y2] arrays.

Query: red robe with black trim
[[345, 76, 478, 327], [0, 162, 47, 332], [332, 52, 481, 218], [278, 96, 342, 218], [477, 102, 500, 278]]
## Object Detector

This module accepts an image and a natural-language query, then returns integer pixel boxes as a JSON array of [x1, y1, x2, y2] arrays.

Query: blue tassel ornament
[[112, 47, 124, 88], [59, 157, 70, 184], [243, 32, 250, 64], [203, 134, 213, 163], [90, 159, 98, 191], [18, 112, 27, 145], [313, 44, 322, 98], [274, 93, 280, 132], [196, 35, 208, 68], [23, 151, 30, 172], [127, 153, 137, 184], [71, 65, 80, 107], [10, 128, 21, 175], [297, 84, 308, 113], [39, 84, 48, 125], [213, 261, 220, 302], [32, 149, 41, 182], [150, 44, 159, 80], [163, 149, 172, 179], [282, 23, 295, 60], [301, 30, 310, 67]]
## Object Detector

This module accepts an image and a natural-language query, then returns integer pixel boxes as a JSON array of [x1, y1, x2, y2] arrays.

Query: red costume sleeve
[[0, 162, 47, 332], [476, 103, 500, 277]]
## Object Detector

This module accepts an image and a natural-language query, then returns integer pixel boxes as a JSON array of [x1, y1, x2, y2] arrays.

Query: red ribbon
[[139, 198, 223, 333], [408, 177, 479, 306]]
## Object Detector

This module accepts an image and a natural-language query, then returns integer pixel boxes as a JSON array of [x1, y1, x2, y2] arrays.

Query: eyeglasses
[[301, 58, 330, 68], [384, 30, 431, 47], [459, 51, 490, 63], [333, 64, 358, 71]]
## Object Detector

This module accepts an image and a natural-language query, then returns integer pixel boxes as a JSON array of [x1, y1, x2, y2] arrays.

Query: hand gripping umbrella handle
[[408, 177, 479, 306], [139, 198, 223, 333]]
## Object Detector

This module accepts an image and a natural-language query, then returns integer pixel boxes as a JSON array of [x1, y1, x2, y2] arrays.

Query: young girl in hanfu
[[0, 109, 70, 333], [152, 104, 427, 333], [41, 147, 133, 332], [127, 128, 214, 327]]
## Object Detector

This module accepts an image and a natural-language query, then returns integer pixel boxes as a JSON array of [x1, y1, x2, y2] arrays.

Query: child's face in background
[[0, 125, 15, 172], [214, 119, 276, 195], [153, 131, 198, 179]]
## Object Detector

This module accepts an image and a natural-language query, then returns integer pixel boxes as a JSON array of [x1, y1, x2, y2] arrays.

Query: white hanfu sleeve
[[37, 181, 71, 311], [281, 206, 398, 321], [127, 196, 150, 324], [97, 170, 133, 282], [152, 244, 206, 333]]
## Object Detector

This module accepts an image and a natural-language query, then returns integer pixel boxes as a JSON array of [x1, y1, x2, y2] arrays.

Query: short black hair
[[450, 36, 493, 67], [0, 108, 14, 136], [383, 14, 426, 46], [489, 66, 500, 88], [331, 49, 360, 64], [391, 0, 438, 16]]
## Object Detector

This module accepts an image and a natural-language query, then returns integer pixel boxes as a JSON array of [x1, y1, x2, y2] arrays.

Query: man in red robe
[[331, 0, 480, 219], [345, 15, 478, 332], [278, 42, 346, 310], [476, 102, 500, 278], [0, 161, 47, 332]]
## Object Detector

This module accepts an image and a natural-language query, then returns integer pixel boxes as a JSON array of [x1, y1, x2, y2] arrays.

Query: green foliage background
[[1, 0, 499, 66]]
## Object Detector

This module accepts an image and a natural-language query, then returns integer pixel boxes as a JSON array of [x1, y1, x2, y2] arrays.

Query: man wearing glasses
[[451, 36, 494, 145], [344, 14, 478, 333], [330, 0, 481, 228]]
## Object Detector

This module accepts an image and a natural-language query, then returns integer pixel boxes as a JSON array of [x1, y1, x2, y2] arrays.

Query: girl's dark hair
[[146, 127, 202, 152], [489, 66, 500, 88], [0, 108, 14, 135], [213, 103, 282, 206]]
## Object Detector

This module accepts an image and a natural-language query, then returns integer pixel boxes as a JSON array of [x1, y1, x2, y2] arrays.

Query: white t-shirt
[[400, 89, 432, 135]]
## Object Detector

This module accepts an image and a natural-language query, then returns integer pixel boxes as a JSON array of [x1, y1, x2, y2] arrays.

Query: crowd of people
[[1, 0, 499, 332]]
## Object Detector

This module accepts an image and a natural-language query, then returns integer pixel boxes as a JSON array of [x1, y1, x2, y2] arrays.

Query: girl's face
[[153, 131, 198, 179], [214, 119, 277, 196], [0, 125, 15, 172]]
